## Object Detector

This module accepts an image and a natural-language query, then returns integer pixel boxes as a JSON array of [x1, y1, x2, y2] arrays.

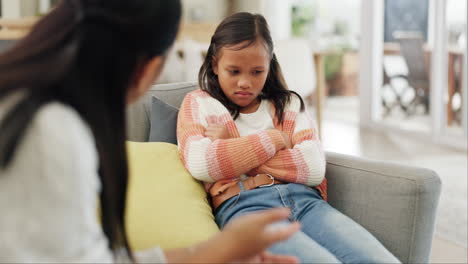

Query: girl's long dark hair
[[0, 0, 181, 260], [198, 12, 304, 123]]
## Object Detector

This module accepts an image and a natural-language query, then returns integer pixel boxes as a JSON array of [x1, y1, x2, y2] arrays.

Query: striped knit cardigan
[[177, 89, 327, 201]]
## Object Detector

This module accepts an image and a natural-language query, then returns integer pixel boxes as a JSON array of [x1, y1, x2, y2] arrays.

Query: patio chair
[[393, 31, 431, 115]]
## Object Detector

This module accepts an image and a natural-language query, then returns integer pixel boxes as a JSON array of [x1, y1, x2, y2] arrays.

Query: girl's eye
[[253, 70, 264, 75], [228, 70, 239, 75]]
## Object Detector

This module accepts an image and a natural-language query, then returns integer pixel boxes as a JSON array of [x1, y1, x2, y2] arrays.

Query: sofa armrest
[[325, 152, 441, 264]]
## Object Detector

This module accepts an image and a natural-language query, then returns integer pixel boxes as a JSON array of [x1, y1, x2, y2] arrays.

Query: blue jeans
[[214, 182, 401, 264]]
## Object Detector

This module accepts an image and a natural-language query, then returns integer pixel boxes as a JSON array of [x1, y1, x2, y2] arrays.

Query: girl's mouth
[[234, 91, 252, 98]]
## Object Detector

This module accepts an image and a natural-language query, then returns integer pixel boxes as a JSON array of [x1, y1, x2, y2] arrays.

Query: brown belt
[[210, 174, 284, 210]]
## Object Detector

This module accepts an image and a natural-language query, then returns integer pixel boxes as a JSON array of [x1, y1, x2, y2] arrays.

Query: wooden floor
[[431, 236, 468, 263]]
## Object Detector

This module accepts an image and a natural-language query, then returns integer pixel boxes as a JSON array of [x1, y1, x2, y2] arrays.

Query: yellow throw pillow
[[126, 142, 219, 250]]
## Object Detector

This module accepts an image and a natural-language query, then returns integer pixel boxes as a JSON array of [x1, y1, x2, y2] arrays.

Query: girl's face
[[212, 40, 270, 113]]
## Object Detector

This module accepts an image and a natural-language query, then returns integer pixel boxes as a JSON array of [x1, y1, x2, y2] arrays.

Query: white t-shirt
[[235, 99, 275, 137], [235, 99, 276, 180], [0, 101, 166, 263]]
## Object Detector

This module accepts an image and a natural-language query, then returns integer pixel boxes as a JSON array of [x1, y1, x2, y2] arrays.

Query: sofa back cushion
[[126, 82, 198, 142], [148, 96, 179, 144]]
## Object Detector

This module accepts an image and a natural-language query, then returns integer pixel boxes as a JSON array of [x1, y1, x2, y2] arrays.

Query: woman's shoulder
[[34, 102, 93, 142], [0, 100, 100, 198], [35, 102, 83, 124], [15, 101, 98, 183], [26, 102, 97, 166], [0, 99, 93, 145], [0, 97, 97, 173]]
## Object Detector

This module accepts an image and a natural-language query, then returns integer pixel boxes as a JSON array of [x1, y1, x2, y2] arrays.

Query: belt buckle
[[258, 174, 275, 188]]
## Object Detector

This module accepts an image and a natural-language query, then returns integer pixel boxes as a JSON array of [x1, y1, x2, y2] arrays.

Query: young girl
[[178, 12, 401, 263], [0, 1, 300, 263]]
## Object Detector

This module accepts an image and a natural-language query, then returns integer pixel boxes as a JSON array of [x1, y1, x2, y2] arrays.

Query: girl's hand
[[221, 208, 300, 262], [205, 125, 230, 141], [279, 131, 293, 149]]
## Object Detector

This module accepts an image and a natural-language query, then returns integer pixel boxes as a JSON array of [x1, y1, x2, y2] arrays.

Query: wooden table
[[312, 50, 344, 139], [0, 17, 38, 40], [313, 53, 326, 139]]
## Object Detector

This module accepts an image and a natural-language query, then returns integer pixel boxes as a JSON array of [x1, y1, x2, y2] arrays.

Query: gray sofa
[[126, 82, 442, 263]]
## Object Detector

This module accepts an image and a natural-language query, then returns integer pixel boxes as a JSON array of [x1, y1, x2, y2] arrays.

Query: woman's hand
[[220, 208, 300, 263], [164, 208, 300, 263], [205, 125, 230, 141], [235, 251, 299, 263]]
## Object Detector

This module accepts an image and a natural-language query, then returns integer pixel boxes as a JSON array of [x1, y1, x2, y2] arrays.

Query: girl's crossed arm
[[177, 93, 287, 182], [249, 109, 326, 187]]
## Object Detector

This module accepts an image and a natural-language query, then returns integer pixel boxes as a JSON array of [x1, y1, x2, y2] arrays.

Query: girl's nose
[[238, 77, 251, 89]]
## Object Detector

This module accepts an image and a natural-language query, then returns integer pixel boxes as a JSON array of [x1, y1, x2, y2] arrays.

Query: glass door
[[359, 0, 467, 150], [379, 0, 432, 133], [443, 0, 467, 140]]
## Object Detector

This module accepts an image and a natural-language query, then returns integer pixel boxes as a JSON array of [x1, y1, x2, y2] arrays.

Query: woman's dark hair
[[0, 0, 181, 260], [198, 12, 304, 123]]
